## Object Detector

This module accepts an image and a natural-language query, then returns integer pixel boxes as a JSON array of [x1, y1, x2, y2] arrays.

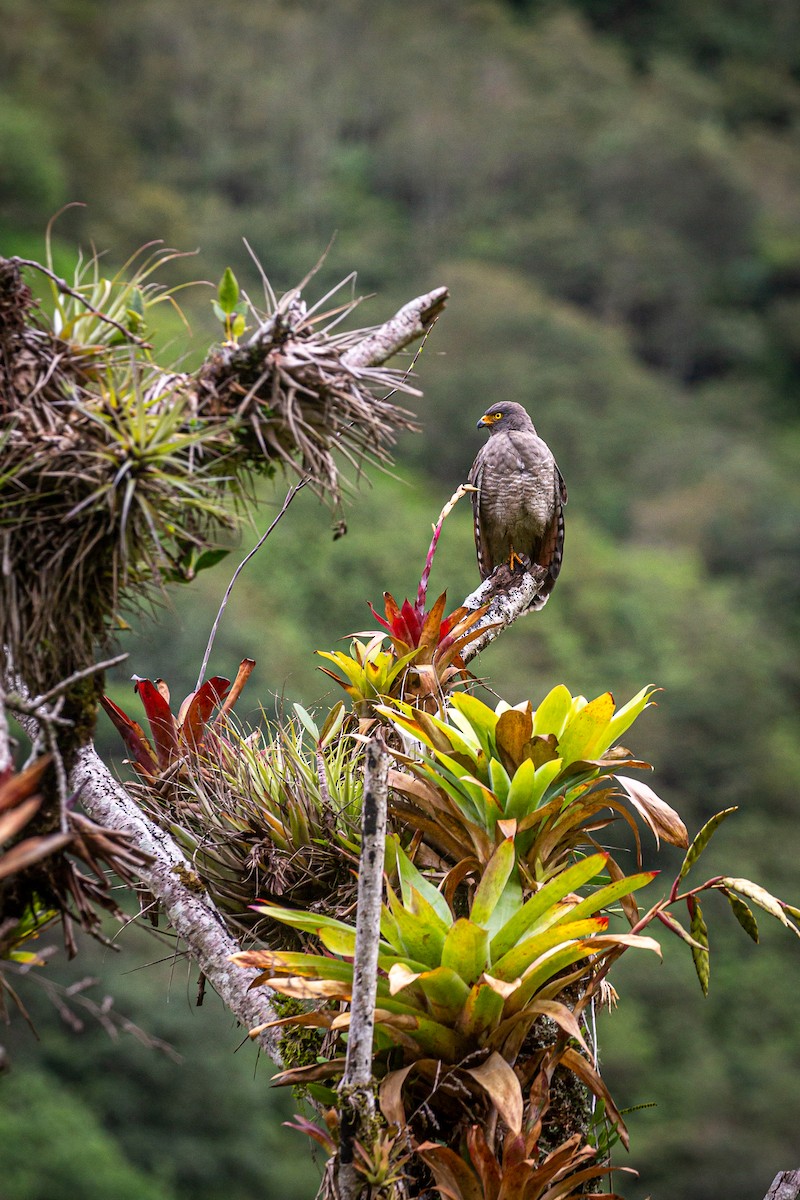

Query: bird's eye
[[491, 411, 503, 420]]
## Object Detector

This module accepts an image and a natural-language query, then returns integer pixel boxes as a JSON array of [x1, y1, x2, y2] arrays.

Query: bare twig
[[0, 682, 11, 776], [338, 736, 390, 1200], [1, 962, 182, 1061], [29, 653, 129, 708], [41, 698, 70, 834], [195, 480, 307, 691]]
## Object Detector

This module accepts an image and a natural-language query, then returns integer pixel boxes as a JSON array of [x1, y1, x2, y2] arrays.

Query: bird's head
[[476, 401, 535, 434]]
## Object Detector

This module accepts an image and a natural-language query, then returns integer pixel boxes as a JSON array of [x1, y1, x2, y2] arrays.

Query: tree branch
[[343, 736, 389, 1087], [341, 287, 449, 370], [0, 683, 11, 776], [337, 736, 390, 1200], [70, 743, 284, 1063], [459, 562, 550, 665], [764, 1172, 800, 1200]]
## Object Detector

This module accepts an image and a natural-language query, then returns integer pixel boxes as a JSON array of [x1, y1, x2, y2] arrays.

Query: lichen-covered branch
[[337, 736, 389, 1200], [341, 287, 448, 370], [70, 743, 284, 1063], [0, 684, 11, 776], [459, 561, 550, 664], [764, 1171, 800, 1200], [342, 736, 390, 1087]]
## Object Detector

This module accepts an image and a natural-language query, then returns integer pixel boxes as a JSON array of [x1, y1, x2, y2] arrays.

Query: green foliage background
[[2, 1, 800, 1197]]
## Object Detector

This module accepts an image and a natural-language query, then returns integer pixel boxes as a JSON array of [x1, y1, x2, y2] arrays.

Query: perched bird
[[468, 401, 567, 610]]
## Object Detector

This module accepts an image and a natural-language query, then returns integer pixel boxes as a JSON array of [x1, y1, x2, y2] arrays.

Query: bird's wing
[[528, 464, 566, 609], [548, 462, 567, 579], [468, 443, 494, 579], [556, 463, 567, 507]]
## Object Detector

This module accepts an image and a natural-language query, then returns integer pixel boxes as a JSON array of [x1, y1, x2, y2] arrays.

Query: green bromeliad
[[233, 838, 658, 1102], [381, 685, 687, 877]]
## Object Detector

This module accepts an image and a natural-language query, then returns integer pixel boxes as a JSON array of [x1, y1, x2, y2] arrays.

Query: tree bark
[[337, 736, 390, 1200], [70, 744, 285, 1062], [341, 288, 448, 370], [459, 561, 550, 664], [0, 683, 11, 776], [764, 1171, 800, 1200]]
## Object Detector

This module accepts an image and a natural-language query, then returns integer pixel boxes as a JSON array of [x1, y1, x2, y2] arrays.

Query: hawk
[[468, 401, 567, 610]]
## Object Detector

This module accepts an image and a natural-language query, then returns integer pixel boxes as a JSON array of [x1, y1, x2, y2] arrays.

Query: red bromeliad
[[369, 486, 482, 659], [100, 659, 255, 779]]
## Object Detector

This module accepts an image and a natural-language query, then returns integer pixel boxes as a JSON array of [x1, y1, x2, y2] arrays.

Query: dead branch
[[341, 287, 448, 370], [0, 682, 11, 776], [337, 736, 390, 1200], [764, 1172, 800, 1200]]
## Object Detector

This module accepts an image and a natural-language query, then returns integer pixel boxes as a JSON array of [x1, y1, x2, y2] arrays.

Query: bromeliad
[[380, 685, 688, 878], [100, 659, 255, 780]]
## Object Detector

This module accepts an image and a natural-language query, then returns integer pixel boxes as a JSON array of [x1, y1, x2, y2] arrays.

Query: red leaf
[[416, 1142, 484, 1200], [99, 695, 159, 777], [134, 678, 179, 771], [0, 831, 73, 880], [215, 658, 256, 723], [378, 592, 415, 648], [368, 601, 393, 634], [0, 756, 51, 812], [401, 598, 422, 646], [418, 591, 449, 652], [283, 1116, 337, 1156], [181, 676, 230, 752], [466, 1126, 502, 1198]]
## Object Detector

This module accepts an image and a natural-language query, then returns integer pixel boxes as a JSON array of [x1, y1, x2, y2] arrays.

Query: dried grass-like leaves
[[194, 284, 419, 500], [0, 755, 151, 967]]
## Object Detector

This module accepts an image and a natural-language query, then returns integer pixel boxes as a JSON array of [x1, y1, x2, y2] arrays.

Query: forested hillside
[[2, 2, 800, 1198]]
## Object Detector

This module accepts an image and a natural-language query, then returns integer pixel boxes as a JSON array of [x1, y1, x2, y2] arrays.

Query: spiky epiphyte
[[1, 244, 423, 690], [0, 249, 235, 689], [102, 667, 363, 927], [195, 266, 421, 502]]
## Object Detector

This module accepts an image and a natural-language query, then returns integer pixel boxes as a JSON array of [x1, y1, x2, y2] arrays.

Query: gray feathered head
[[476, 401, 536, 434]]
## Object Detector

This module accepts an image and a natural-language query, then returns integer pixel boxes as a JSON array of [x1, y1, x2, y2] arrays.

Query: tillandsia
[[101, 666, 363, 922], [197, 257, 423, 503], [1, 238, 432, 689]]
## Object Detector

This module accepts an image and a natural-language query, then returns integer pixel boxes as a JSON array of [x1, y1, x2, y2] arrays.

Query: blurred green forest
[[2, 1, 800, 1197]]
